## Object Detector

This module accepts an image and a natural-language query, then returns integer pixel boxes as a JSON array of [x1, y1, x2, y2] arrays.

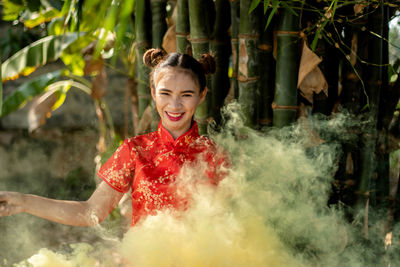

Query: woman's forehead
[[154, 68, 200, 89]]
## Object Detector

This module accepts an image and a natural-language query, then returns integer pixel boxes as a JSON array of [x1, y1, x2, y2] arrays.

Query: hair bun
[[199, 54, 216, 75], [143, 48, 166, 68]]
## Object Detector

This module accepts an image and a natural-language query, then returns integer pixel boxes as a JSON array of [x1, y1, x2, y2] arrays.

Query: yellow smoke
[[10, 103, 394, 266]]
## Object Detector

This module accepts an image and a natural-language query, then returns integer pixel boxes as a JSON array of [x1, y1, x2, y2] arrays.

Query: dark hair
[[143, 48, 216, 92]]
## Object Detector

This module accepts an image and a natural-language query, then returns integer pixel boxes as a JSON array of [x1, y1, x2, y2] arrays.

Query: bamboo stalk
[[176, 0, 190, 54], [151, 0, 167, 49], [150, 0, 167, 131], [188, 0, 212, 134], [135, 0, 152, 118], [322, 25, 340, 115], [229, 0, 240, 101], [368, 3, 390, 210], [210, 0, 231, 125], [272, 5, 300, 127], [238, 0, 261, 128], [258, 9, 275, 127]]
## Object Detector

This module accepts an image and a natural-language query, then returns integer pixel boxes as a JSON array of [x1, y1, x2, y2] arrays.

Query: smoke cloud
[[5, 102, 399, 266]]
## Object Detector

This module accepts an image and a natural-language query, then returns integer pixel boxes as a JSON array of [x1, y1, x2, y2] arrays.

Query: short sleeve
[[97, 139, 136, 193]]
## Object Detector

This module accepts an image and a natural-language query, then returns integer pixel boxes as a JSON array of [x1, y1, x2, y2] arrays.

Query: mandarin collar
[[157, 121, 200, 148]]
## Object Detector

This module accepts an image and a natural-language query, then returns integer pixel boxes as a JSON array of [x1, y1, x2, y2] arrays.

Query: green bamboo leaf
[[41, 0, 63, 11], [310, 19, 328, 51], [1, 33, 78, 82], [263, 0, 271, 14], [47, 17, 64, 35], [27, 80, 72, 132], [60, 53, 85, 76], [2, 0, 24, 21], [114, 0, 135, 59], [95, 0, 120, 56], [264, 0, 279, 31], [280, 1, 298, 17], [47, 80, 72, 110], [22, 8, 62, 28], [1, 70, 62, 117], [249, 0, 261, 14]]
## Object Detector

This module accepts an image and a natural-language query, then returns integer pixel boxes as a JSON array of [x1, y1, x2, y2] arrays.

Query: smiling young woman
[[0, 49, 229, 229]]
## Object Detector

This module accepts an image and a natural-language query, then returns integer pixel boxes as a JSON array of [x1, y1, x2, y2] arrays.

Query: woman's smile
[[166, 112, 185, 121]]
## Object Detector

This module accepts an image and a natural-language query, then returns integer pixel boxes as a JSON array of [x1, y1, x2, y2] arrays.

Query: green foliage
[[249, 0, 261, 14], [2, 0, 25, 21], [2, 0, 63, 28], [1, 33, 78, 82], [1, 70, 61, 117], [265, 0, 279, 30]]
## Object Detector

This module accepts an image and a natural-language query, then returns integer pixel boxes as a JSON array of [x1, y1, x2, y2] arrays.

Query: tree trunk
[[272, 6, 300, 127], [238, 0, 261, 128], [176, 0, 190, 54]]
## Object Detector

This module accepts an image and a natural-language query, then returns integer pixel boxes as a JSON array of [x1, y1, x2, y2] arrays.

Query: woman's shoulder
[[124, 131, 159, 148]]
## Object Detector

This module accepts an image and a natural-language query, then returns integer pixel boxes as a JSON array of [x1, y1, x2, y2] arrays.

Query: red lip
[[166, 112, 185, 121]]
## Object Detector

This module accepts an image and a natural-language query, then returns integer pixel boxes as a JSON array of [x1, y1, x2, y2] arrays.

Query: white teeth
[[167, 112, 183, 117]]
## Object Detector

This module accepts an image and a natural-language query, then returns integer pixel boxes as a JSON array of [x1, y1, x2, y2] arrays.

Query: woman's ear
[[199, 87, 207, 104], [151, 85, 156, 101]]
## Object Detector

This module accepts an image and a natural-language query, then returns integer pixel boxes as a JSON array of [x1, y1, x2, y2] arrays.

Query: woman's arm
[[0, 181, 124, 226]]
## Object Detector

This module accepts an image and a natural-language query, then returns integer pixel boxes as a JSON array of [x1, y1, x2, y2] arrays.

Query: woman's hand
[[0, 191, 25, 217]]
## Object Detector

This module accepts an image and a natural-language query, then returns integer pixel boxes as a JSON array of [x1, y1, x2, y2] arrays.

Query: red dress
[[98, 121, 227, 225]]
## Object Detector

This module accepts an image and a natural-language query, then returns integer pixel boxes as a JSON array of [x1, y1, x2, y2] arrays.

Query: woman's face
[[152, 68, 206, 139]]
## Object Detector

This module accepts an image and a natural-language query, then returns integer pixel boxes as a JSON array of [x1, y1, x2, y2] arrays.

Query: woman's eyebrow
[[158, 88, 172, 92], [158, 88, 195, 94], [181, 90, 195, 94]]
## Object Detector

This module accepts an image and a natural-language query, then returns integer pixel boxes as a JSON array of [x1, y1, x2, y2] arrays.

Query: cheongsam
[[97, 121, 228, 225]]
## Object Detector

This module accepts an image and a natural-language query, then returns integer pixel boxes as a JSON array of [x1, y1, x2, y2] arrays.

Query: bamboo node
[[345, 73, 359, 81], [271, 102, 299, 111], [259, 118, 273, 125], [187, 36, 209, 43], [176, 32, 190, 37], [238, 33, 260, 40], [237, 75, 260, 83], [258, 44, 273, 52], [276, 30, 301, 36]]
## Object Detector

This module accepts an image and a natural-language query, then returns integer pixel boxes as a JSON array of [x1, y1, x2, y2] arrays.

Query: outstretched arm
[[0, 181, 124, 226]]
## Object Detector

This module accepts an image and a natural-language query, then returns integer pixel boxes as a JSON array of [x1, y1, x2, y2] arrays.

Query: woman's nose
[[169, 97, 183, 109]]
